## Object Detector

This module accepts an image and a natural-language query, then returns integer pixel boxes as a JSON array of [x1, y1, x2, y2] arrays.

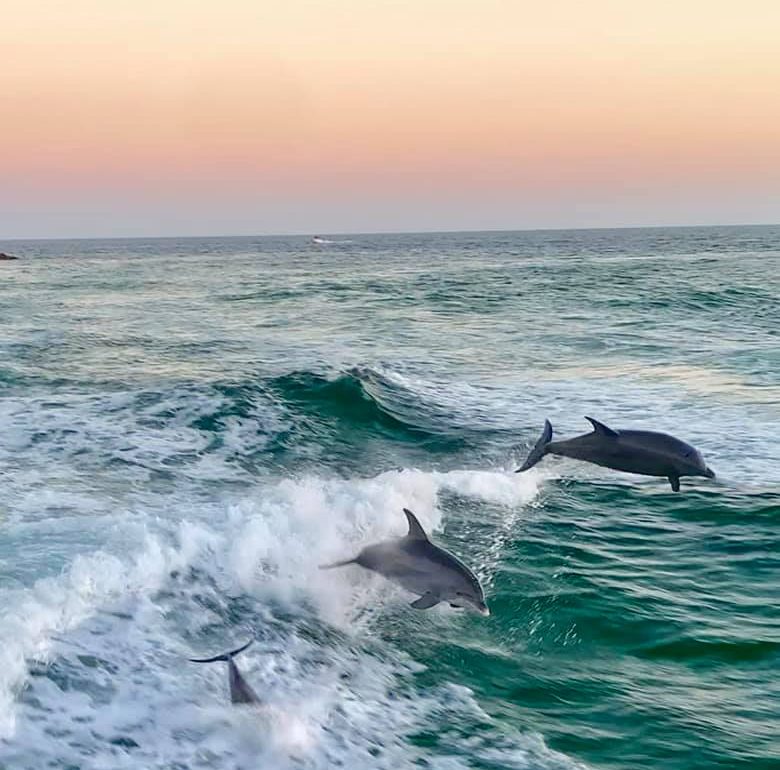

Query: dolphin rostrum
[[516, 416, 715, 491], [189, 639, 260, 705], [320, 508, 489, 615]]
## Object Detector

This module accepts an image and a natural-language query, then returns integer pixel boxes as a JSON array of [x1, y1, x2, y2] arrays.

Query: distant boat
[[311, 236, 353, 245]]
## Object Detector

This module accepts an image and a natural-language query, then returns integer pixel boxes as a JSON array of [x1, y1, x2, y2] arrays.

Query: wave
[[0, 366, 522, 520], [0, 468, 558, 769], [267, 365, 527, 439], [260, 367, 503, 462], [265, 368, 438, 437], [636, 635, 780, 664]]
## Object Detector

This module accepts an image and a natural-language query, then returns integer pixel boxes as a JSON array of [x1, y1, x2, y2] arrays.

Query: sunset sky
[[2, 0, 779, 237]]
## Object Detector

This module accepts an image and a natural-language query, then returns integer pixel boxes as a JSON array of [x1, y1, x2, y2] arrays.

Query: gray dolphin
[[189, 639, 260, 705], [320, 508, 489, 615], [516, 417, 715, 491]]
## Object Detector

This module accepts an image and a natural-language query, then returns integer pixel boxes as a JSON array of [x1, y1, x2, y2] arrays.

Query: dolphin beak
[[476, 603, 490, 617], [704, 467, 716, 479]]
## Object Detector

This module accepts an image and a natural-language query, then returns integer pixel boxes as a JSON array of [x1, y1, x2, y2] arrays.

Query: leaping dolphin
[[189, 639, 260, 705], [516, 417, 715, 491], [320, 508, 489, 615]]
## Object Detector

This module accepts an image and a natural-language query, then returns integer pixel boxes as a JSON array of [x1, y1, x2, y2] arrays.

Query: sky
[[2, 0, 779, 238]]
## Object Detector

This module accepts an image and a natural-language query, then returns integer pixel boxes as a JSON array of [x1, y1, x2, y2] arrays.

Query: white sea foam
[[0, 467, 578, 769]]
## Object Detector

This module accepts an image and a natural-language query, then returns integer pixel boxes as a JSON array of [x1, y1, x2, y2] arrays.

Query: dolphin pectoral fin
[[668, 475, 681, 492], [410, 592, 440, 610], [584, 416, 619, 438], [516, 419, 553, 472], [402, 508, 429, 541]]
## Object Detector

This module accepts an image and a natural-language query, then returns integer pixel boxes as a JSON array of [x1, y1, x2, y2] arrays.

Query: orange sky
[[2, 0, 779, 236]]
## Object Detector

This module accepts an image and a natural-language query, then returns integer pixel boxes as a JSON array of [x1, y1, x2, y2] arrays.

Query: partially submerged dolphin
[[189, 639, 259, 705], [516, 417, 715, 491], [320, 508, 489, 615]]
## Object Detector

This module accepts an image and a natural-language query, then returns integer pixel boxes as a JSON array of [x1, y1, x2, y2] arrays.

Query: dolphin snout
[[475, 602, 490, 617], [704, 467, 716, 479]]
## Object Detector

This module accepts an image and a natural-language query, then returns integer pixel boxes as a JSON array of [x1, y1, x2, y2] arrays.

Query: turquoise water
[[0, 227, 778, 769]]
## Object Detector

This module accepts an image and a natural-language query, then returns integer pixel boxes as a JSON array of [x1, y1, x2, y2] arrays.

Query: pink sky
[[2, 0, 779, 237]]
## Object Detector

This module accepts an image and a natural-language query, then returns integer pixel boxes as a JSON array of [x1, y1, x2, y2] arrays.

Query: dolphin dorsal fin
[[402, 508, 429, 540], [585, 416, 619, 438]]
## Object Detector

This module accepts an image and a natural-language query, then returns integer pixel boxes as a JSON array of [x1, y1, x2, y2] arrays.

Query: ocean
[[0, 226, 777, 770]]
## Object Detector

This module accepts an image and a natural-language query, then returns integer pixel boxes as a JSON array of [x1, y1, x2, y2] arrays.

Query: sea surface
[[0, 226, 778, 770]]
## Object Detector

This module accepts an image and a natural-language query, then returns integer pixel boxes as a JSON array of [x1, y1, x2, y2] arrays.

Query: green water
[[0, 227, 778, 769]]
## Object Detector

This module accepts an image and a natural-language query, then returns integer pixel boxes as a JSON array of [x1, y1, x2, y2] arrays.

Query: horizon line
[[2, 220, 778, 243]]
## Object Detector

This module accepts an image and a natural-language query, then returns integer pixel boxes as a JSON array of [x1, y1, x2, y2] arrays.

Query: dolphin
[[189, 639, 260, 705], [516, 416, 715, 491], [320, 508, 489, 615]]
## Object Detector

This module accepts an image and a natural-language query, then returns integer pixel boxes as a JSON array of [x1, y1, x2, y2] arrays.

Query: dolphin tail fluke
[[189, 639, 253, 664], [515, 419, 553, 473], [318, 557, 358, 570]]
